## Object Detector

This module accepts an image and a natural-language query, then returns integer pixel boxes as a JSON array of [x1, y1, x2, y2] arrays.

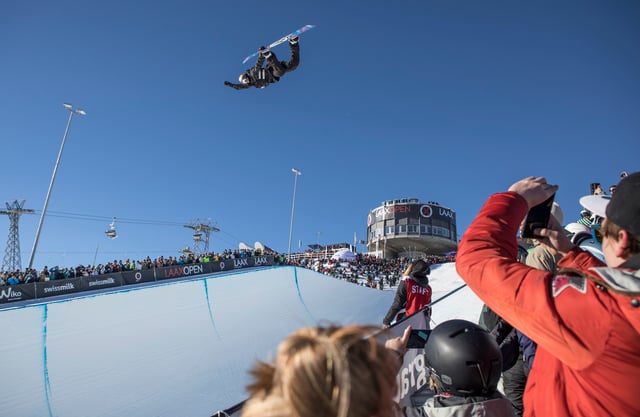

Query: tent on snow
[[331, 249, 357, 261]]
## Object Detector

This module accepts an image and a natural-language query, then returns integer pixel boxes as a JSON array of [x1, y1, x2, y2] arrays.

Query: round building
[[366, 198, 457, 259]]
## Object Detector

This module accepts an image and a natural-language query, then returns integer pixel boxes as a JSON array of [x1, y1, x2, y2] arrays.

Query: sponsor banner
[[232, 258, 251, 269], [36, 278, 83, 299], [0, 256, 276, 305], [156, 263, 206, 281], [211, 260, 234, 273], [210, 256, 274, 273], [121, 269, 156, 286], [387, 312, 429, 409], [81, 273, 124, 291], [252, 255, 274, 267], [201, 262, 215, 274], [0, 283, 37, 304]]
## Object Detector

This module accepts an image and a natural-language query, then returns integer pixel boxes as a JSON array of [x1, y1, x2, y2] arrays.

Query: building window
[[433, 226, 450, 237]]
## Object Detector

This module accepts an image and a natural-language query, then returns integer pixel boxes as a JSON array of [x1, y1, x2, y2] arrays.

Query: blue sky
[[1, 0, 638, 270]]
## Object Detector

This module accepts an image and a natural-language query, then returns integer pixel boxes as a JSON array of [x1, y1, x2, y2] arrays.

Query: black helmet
[[424, 319, 502, 396], [410, 259, 430, 279]]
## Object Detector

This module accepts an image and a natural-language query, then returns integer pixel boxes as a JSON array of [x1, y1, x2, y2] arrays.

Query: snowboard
[[242, 24, 315, 64]]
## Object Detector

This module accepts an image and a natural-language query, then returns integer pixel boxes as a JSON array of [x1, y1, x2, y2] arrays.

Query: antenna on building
[[1, 200, 35, 271]]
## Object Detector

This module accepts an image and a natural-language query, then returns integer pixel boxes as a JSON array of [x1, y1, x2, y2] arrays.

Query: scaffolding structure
[[183, 220, 220, 255], [1, 200, 35, 271]]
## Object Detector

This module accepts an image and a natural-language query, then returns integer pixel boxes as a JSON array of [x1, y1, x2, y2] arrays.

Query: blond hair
[[402, 262, 413, 277], [240, 325, 400, 417]]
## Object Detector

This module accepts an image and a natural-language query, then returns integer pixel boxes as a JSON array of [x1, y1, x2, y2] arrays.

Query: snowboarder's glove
[[224, 81, 244, 90]]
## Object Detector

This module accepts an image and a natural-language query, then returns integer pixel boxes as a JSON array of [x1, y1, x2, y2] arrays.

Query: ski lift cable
[[40, 210, 189, 227], [30, 210, 256, 251]]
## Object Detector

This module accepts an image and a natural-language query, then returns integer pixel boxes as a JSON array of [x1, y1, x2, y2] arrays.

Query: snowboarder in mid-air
[[224, 36, 299, 90]]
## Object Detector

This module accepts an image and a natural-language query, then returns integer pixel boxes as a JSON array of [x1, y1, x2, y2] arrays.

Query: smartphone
[[522, 194, 555, 239], [407, 329, 432, 349]]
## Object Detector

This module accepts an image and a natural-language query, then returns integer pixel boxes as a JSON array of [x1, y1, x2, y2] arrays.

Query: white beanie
[[551, 202, 564, 226]]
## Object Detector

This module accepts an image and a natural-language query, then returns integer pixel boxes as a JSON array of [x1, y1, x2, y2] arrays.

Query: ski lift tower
[[184, 220, 220, 255], [1, 200, 35, 271]]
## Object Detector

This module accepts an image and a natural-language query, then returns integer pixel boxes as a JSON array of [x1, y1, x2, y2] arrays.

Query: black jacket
[[225, 55, 279, 90], [478, 304, 520, 371], [225, 43, 300, 90]]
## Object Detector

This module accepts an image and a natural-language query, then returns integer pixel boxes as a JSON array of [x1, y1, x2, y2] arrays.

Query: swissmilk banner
[[81, 273, 124, 291], [36, 278, 83, 299]]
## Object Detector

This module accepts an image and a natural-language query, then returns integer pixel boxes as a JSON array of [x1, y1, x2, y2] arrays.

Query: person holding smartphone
[[456, 174, 640, 417], [524, 202, 564, 274]]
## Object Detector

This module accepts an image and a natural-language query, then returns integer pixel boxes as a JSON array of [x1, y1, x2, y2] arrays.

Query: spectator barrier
[[0, 255, 275, 305]]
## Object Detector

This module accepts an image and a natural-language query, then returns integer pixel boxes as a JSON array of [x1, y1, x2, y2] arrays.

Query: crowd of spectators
[[0, 243, 457, 293], [290, 253, 453, 290], [0, 247, 277, 287]]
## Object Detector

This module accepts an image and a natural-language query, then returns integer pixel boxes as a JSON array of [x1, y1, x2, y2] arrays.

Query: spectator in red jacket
[[456, 173, 640, 417]]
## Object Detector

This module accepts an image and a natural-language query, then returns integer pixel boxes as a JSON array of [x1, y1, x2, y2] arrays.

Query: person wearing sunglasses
[[456, 172, 640, 417]]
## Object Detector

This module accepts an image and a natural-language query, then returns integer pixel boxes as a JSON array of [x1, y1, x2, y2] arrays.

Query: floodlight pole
[[28, 103, 86, 269], [287, 168, 302, 261]]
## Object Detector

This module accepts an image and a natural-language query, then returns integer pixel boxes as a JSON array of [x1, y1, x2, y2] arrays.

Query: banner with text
[[81, 273, 124, 291], [1, 256, 275, 305], [36, 278, 83, 299], [0, 283, 37, 304]]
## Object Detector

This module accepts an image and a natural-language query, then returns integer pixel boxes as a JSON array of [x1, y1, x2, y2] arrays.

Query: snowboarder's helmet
[[239, 74, 249, 84], [425, 319, 502, 396]]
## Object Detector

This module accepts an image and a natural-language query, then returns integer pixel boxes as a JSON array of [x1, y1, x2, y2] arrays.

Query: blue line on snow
[[293, 267, 316, 323], [43, 305, 54, 417], [203, 279, 222, 340]]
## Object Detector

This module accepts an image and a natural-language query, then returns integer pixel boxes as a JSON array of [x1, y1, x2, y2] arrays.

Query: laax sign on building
[[369, 203, 456, 224]]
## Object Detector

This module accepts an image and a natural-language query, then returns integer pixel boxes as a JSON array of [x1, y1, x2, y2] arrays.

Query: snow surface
[[0, 262, 482, 417]]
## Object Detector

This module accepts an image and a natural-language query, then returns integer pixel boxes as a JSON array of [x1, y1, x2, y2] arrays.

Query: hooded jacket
[[456, 191, 640, 417], [224, 43, 300, 90], [223, 53, 279, 90], [383, 261, 432, 326]]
